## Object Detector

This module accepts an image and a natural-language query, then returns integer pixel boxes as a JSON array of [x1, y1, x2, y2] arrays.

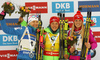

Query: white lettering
[[66, 3, 70, 8], [95, 36, 100, 38], [0, 53, 17, 58], [3, 36, 18, 42], [56, 3, 60, 9], [3, 36, 7, 42], [93, 18, 97, 23], [8, 36, 12, 41], [13, 36, 18, 41], [56, 3, 70, 9], [23, 52, 29, 54], [61, 3, 65, 9], [68, 21, 73, 23], [33, 5, 35, 10]]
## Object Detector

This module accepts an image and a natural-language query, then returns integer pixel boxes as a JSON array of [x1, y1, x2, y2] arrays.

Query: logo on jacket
[[51, 36, 56, 41]]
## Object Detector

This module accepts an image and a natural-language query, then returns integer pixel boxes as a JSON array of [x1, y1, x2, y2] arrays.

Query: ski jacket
[[0, 19, 36, 40], [0, 19, 37, 60], [42, 26, 60, 60], [43, 26, 59, 56], [68, 28, 97, 60], [20, 20, 28, 26]]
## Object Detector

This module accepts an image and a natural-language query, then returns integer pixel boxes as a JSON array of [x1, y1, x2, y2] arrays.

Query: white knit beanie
[[28, 15, 38, 24]]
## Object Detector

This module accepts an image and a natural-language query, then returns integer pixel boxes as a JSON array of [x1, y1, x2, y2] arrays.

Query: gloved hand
[[37, 28, 40, 32], [39, 43, 44, 49], [0, 11, 6, 20], [17, 16, 23, 25], [64, 54, 69, 59]]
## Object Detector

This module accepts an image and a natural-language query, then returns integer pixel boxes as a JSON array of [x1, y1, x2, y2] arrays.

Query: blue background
[[78, 1, 100, 12], [52, 1, 74, 13], [0, 18, 21, 30], [83, 16, 100, 27], [0, 34, 18, 46]]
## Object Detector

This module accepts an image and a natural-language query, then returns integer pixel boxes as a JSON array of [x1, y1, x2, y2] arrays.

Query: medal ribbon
[[47, 33, 59, 46], [75, 35, 82, 50], [26, 27, 36, 53]]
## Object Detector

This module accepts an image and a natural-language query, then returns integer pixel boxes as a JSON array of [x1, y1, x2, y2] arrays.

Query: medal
[[50, 46, 55, 51], [26, 27, 36, 58], [29, 52, 34, 58], [47, 33, 59, 51]]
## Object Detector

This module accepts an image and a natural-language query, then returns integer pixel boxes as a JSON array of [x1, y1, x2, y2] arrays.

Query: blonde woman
[[68, 11, 97, 60]]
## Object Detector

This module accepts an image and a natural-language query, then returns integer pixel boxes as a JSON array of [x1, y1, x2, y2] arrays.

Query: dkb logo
[[52, 2, 74, 13]]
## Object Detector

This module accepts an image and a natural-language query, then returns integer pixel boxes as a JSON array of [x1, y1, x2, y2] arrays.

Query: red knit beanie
[[73, 11, 83, 22], [50, 16, 59, 25]]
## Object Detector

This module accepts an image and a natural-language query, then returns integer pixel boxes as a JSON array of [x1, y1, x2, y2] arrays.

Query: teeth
[[77, 24, 80, 25]]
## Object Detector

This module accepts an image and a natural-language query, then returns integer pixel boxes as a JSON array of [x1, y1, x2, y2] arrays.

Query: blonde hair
[[70, 22, 84, 40]]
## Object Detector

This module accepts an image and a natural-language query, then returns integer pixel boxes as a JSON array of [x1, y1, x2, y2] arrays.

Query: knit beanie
[[28, 15, 38, 24], [73, 11, 83, 22], [50, 16, 59, 25]]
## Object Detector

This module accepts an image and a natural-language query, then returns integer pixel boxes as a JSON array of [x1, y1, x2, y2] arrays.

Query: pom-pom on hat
[[73, 11, 83, 22]]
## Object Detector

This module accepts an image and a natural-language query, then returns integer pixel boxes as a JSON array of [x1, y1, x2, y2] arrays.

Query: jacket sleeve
[[20, 20, 28, 26], [89, 29, 97, 49], [0, 19, 25, 36]]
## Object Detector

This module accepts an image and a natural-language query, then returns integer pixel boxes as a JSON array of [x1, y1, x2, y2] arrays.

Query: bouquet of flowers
[[1, 2, 15, 16], [15, 6, 31, 17], [15, 6, 31, 25], [67, 35, 78, 55], [67, 35, 77, 46]]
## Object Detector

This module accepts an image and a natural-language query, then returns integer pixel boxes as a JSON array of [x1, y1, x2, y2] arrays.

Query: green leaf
[[9, 13, 11, 16], [18, 12, 21, 14], [15, 11, 17, 13]]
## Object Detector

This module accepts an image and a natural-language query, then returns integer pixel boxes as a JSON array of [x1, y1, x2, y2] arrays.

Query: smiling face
[[74, 19, 82, 29], [29, 20, 38, 28], [50, 22, 59, 31]]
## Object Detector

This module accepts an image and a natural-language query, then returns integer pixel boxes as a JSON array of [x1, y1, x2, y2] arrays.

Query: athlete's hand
[[69, 46, 75, 53], [0, 10, 6, 20], [39, 43, 44, 49], [18, 16, 23, 23], [64, 54, 69, 59], [37, 29, 40, 32], [85, 42, 91, 49]]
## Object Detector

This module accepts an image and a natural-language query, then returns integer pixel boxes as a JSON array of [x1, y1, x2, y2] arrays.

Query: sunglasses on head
[[31, 15, 38, 18]]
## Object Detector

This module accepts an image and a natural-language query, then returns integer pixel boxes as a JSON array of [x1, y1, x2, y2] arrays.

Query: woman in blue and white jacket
[[0, 11, 39, 60]]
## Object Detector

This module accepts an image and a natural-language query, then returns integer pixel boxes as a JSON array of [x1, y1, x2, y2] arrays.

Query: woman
[[0, 11, 39, 60], [18, 15, 38, 28], [68, 11, 97, 60], [43, 16, 60, 60]]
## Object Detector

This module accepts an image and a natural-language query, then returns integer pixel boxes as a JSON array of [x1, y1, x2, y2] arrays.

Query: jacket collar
[[74, 27, 81, 31]]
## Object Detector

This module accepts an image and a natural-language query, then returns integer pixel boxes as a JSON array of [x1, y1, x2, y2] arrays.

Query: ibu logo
[[52, 2, 74, 13], [0, 35, 18, 46]]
